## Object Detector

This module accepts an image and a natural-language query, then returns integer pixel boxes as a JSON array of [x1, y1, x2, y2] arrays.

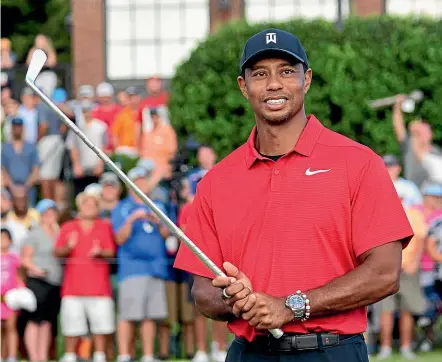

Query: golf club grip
[[25, 80, 283, 339]]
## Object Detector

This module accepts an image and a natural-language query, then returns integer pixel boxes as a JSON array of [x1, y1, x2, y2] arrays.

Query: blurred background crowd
[[1, 0, 442, 362]]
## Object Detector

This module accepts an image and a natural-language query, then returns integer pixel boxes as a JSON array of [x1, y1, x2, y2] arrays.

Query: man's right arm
[[192, 276, 236, 322], [393, 95, 406, 143], [192, 262, 254, 321]]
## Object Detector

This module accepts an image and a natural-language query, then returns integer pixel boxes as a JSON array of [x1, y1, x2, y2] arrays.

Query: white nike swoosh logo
[[305, 168, 331, 176]]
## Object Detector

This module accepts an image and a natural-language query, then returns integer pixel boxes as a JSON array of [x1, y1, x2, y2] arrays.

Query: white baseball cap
[[75, 183, 102, 207], [96, 82, 114, 97]]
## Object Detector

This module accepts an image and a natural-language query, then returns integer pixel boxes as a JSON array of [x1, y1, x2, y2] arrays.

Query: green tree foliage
[[1, 0, 70, 63], [169, 16, 442, 159]]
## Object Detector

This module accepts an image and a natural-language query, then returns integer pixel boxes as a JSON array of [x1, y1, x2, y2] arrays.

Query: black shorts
[[26, 277, 61, 323]]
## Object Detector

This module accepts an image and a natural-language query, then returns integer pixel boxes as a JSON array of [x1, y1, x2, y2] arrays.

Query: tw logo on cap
[[266, 32, 277, 44]]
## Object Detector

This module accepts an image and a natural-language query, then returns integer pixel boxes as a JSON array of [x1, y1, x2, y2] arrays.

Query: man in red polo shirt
[[174, 28, 413, 362], [55, 189, 116, 362]]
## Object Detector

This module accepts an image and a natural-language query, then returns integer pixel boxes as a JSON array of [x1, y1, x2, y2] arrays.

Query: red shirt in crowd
[[55, 219, 116, 298], [136, 91, 169, 123], [174, 115, 413, 342]]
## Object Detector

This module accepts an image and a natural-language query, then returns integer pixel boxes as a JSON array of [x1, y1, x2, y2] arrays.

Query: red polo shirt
[[55, 219, 116, 298], [174, 115, 413, 341]]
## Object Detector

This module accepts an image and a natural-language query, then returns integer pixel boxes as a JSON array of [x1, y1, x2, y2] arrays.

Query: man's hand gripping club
[[212, 262, 293, 330]]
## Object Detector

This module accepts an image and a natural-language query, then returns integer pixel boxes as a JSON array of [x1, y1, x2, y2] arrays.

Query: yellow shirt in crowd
[[7, 208, 40, 229]]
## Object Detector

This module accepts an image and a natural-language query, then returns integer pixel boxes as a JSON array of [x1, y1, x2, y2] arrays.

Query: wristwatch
[[285, 290, 310, 321]]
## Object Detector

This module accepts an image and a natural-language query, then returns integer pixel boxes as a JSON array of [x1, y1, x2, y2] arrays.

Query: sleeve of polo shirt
[[351, 155, 414, 257], [173, 178, 223, 279]]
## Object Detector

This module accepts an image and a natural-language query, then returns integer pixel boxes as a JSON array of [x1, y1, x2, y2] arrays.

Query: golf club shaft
[[26, 79, 283, 339]]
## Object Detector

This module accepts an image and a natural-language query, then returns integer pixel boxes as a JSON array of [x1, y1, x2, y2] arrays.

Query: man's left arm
[[304, 241, 402, 316]]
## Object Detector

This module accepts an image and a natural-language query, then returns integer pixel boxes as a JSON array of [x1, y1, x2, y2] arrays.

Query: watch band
[[296, 290, 311, 322]]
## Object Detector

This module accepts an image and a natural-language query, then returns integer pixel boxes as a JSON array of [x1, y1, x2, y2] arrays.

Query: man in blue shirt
[[111, 167, 170, 362], [1, 117, 40, 206]]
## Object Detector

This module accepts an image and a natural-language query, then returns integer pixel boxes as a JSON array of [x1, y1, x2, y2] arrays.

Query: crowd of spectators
[[1, 39, 442, 362], [1, 51, 231, 361], [365, 95, 442, 360]]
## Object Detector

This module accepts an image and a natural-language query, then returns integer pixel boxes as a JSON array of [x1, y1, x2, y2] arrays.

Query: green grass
[[380, 350, 442, 361]]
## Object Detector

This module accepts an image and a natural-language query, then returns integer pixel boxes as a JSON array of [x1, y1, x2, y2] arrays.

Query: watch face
[[287, 295, 305, 309]]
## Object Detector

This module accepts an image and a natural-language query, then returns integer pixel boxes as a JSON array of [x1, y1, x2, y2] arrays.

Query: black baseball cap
[[239, 28, 309, 73]]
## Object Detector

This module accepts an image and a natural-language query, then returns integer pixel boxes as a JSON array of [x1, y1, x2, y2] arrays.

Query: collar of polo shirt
[[245, 115, 324, 168]]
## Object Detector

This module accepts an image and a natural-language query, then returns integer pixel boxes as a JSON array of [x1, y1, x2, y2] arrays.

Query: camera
[[161, 136, 201, 205]]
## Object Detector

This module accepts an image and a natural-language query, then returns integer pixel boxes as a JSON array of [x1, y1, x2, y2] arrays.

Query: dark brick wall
[[71, 0, 105, 97]]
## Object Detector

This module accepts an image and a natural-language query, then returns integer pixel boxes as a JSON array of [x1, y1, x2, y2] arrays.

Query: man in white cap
[[55, 187, 116, 362]]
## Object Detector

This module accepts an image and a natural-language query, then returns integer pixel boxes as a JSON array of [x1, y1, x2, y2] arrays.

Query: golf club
[[26, 49, 284, 339]]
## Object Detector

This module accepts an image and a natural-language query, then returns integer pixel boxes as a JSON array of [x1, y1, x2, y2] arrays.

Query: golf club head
[[26, 49, 47, 84]]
